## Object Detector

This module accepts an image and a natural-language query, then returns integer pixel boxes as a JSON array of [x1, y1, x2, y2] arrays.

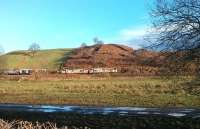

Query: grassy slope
[[0, 49, 73, 70], [0, 77, 199, 107]]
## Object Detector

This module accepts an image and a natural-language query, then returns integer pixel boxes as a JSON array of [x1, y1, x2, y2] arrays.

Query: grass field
[[0, 48, 73, 70], [0, 76, 199, 107]]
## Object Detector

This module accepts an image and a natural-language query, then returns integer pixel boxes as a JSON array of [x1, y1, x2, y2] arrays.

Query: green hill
[[0, 48, 73, 70]]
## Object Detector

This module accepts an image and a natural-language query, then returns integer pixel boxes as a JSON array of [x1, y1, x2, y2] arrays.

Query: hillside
[[63, 44, 163, 75], [0, 44, 168, 75], [64, 44, 137, 68], [0, 48, 73, 70]]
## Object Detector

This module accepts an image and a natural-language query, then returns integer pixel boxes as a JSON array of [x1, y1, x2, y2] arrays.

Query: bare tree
[[0, 45, 4, 55], [150, 0, 200, 54], [149, 0, 200, 74], [80, 42, 87, 48], [0, 45, 6, 74], [28, 42, 40, 57], [93, 37, 104, 45]]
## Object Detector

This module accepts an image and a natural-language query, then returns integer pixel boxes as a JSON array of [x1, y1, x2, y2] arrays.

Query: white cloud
[[120, 27, 147, 40], [110, 26, 151, 49]]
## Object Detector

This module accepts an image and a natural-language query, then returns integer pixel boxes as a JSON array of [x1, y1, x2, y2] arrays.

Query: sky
[[0, 0, 153, 52]]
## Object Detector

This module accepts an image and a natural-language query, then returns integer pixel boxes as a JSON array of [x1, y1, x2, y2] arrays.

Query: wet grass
[[0, 76, 199, 107]]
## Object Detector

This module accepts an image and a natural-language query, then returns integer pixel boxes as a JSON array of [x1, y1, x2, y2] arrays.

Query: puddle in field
[[0, 104, 199, 118], [0, 104, 200, 128], [168, 113, 187, 117]]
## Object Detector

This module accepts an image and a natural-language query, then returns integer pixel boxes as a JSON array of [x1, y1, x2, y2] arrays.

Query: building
[[5, 69, 20, 75], [19, 69, 32, 75], [61, 67, 118, 74], [4, 68, 47, 75]]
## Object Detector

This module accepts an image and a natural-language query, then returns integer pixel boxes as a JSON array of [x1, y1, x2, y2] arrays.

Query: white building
[[61, 67, 117, 74]]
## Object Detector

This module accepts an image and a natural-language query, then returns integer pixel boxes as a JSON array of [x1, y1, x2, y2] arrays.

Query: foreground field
[[0, 77, 199, 107]]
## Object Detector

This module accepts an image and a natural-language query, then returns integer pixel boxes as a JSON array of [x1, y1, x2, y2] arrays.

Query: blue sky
[[0, 0, 152, 52]]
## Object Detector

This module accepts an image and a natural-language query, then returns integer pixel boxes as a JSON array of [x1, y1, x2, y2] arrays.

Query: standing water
[[0, 104, 199, 129]]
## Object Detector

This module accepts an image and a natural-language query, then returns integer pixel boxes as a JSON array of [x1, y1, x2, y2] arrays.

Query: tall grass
[[0, 119, 89, 129]]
